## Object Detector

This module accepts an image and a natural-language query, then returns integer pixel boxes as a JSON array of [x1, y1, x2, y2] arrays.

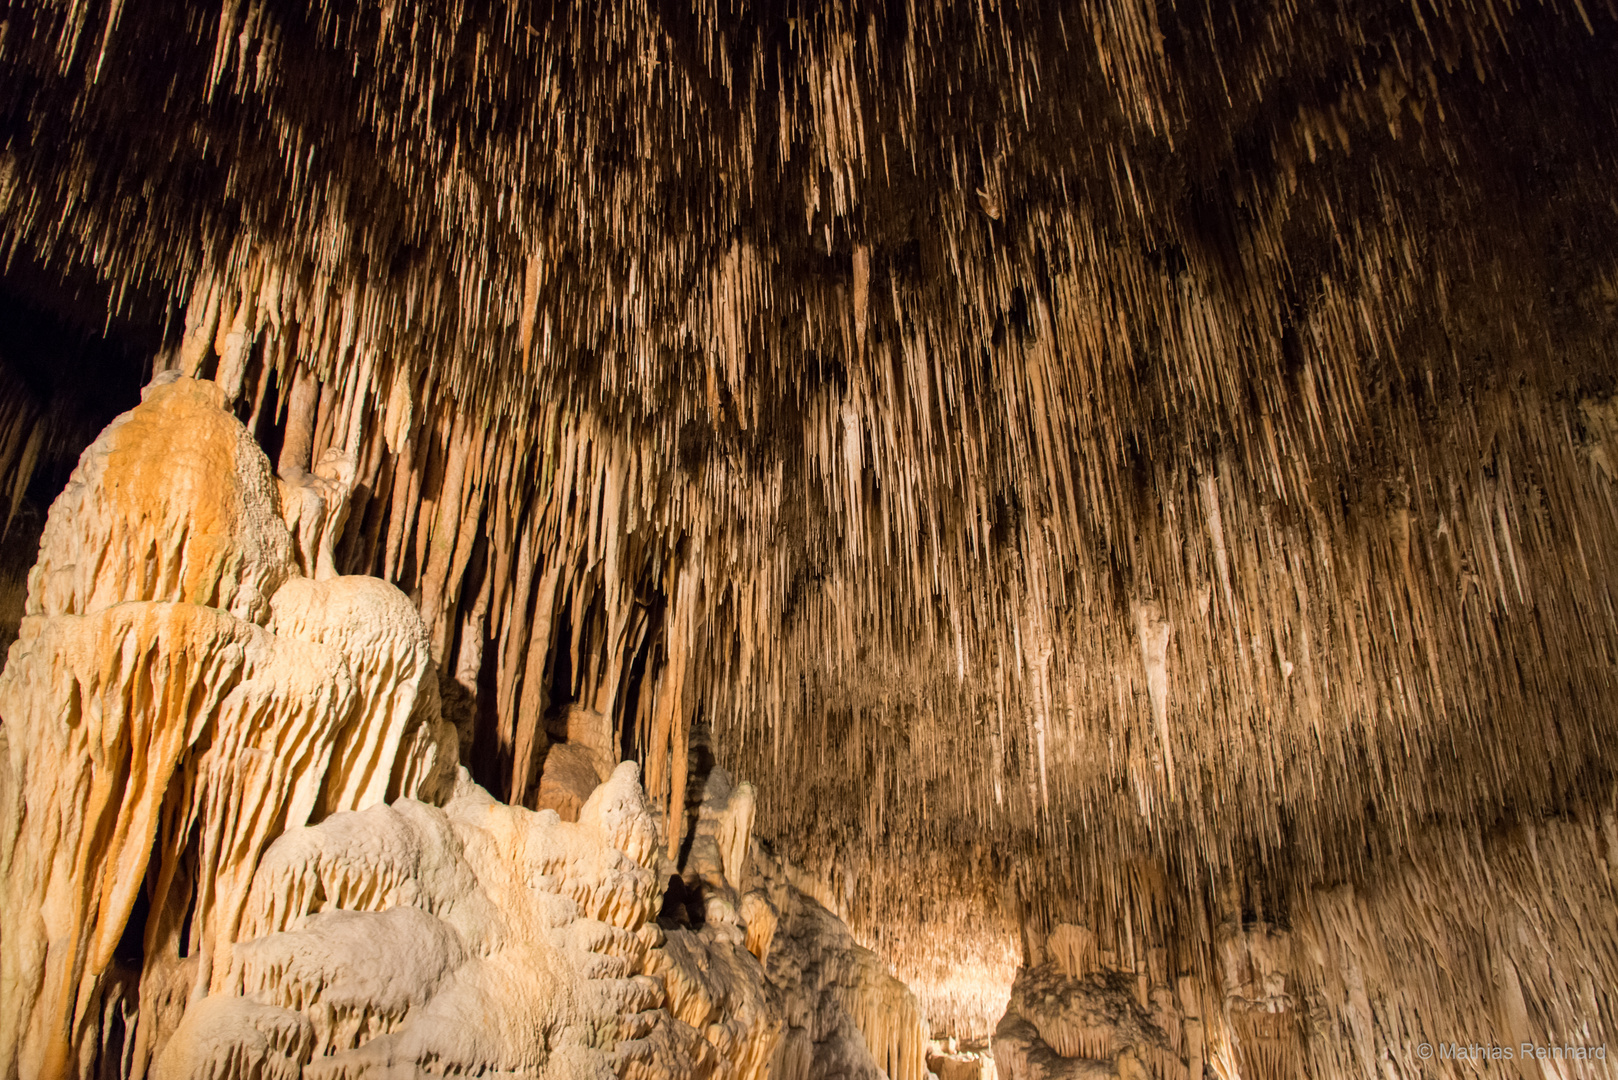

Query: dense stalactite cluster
[[1, 0, 1617, 1057], [989, 795, 1618, 1080]]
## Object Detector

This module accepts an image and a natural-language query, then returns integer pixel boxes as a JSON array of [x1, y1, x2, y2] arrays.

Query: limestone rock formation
[[161, 759, 925, 1080], [537, 706, 619, 822], [0, 379, 928, 1079], [926, 1042, 994, 1080], [0, 378, 458, 1079], [993, 803, 1618, 1080], [993, 960, 1181, 1080], [661, 767, 931, 1080]]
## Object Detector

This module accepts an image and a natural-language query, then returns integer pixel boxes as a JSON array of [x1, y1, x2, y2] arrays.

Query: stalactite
[[509, 561, 560, 806], [417, 409, 470, 641], [277, 365, 320, 480]]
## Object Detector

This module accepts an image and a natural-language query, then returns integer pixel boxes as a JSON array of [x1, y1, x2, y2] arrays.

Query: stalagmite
[[25, 376, 292, 624], [0, 379, 458, 1077]]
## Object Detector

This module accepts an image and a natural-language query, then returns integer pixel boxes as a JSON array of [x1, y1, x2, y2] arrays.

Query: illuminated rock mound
[[0, 380, 926, 1080]]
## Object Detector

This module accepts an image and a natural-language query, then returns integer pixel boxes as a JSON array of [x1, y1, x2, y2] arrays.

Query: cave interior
[[0, 1, 1617, 1078]]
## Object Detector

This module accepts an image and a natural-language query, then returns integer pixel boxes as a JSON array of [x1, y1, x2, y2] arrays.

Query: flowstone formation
[[991, 929, 1199, 1080], [0, 376, 458, 1080], [990, 806, 1618, 1080], [0, 379, 927, 1080]]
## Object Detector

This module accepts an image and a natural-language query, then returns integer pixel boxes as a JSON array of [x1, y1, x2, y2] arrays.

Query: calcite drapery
[[0, 600, 352, 1079]]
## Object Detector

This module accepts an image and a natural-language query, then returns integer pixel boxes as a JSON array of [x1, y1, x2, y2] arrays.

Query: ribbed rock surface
[[0, 379, 461, 1079], [0, 377, 928, 1080], [993, 803, 1618, 1080]]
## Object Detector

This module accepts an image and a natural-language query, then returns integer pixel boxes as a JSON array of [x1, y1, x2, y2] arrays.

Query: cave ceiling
[[2, 0, 1617, 1026]]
